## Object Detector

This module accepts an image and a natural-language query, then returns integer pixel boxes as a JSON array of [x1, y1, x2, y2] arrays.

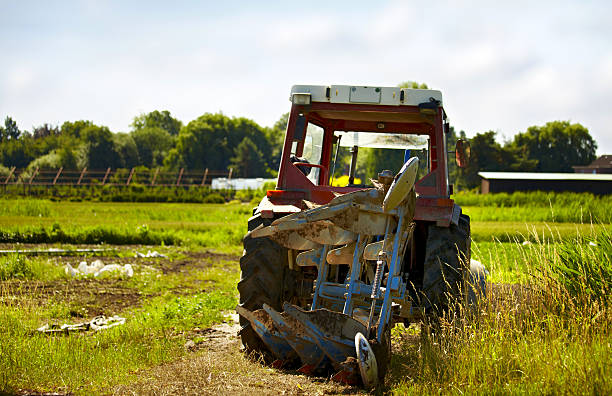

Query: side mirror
[[455, 139, 471, 168]]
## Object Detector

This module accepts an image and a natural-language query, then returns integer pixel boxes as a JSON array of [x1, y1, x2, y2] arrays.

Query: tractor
[[236, 85, 486, 387]]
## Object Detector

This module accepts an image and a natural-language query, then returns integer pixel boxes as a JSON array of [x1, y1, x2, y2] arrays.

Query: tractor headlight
[[291, 93, 312, 105]]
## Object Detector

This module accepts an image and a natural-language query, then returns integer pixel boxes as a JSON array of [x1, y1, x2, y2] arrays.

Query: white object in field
[[135, 250, 167, 258], [383, 157, 419, 212], [64, 263, 78, 277], [91, 259, 105, 272], [64, 260, 134, 278], [211, 177, 276, 190], [290, 84, 443, 107], [96, 264, 124, 278], [355, 332, 378, 388], [37, 315, 126, 333]]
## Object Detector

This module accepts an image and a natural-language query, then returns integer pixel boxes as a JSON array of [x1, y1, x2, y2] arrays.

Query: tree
[[165, 113, 272, 174], [0, 138, 35, 168], [264, 112, 289, 170], [455, 131, 508, 189], [32, 124, 59, 139], [131, 127, 173, 168], [2, 117, 21, 140], [398, 81, 429, 89], [230, 137, 267, 177], [511, 121, 597, 172], [57, 147, 79, 169], [131, 110, 182, 136], [61, 120, 95, 138], [113, 133, 140, 168], [82, 125, 119, 169]]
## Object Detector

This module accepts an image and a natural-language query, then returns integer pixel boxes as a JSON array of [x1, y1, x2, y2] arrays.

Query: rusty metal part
[[327, 243, 356, 265], [296, 248, 322, 267]]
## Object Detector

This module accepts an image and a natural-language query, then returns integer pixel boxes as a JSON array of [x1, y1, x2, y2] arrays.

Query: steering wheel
[[292, 162, 329, 183]]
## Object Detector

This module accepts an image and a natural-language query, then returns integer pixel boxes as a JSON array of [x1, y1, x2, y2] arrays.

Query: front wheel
[[236, 217, 296, 358]]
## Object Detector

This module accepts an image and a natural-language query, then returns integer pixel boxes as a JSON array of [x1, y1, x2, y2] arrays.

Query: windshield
[[336, 131, 428, 150], [330, 131, 429, 187]]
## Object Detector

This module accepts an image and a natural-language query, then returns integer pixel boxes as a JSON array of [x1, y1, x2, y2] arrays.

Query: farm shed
[[479, 172, 612, 195], [573, 154, 612, 174]]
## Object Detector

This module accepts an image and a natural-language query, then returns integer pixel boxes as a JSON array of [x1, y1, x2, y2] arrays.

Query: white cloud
[[0, 1, 610, 154]]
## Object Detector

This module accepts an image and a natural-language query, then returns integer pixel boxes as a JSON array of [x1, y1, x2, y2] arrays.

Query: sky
[[1, 0, 611, 154]]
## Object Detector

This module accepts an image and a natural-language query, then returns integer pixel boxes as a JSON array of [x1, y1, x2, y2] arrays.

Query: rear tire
[[421, 214, 471, 311], [237, 216, 295, 359]]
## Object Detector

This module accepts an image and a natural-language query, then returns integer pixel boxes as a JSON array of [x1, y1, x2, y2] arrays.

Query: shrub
[[202, 193, 225, 204], [0, 255, 33, 280]]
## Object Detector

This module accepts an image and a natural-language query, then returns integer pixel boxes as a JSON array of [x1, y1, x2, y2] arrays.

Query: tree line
[[0, 111, 285, 179], [0, 92, 599, 190]]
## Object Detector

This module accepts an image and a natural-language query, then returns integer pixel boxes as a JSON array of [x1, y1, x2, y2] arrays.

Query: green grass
[[1, 196, 610, 394], [0, 254, 67, 281], [0, 200, 251, 247], [470, 220, 609, 242], [0, 252, 240, 394]]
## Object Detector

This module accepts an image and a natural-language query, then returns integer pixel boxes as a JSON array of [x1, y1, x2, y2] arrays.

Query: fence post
[[102, 167, 111, 185], [151, 168, 159, 186], [126, 168, 135, 186], [4, 167, 15, 184], [201, 168, 209, 186], [52, 167, 63, 185], [29, 167, 39, 185], [77, 167, 87, 185], [176, 168, 184, 187], [228, 168, 233, 180]]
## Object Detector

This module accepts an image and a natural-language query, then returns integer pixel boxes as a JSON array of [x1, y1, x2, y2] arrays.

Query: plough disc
[[237, 303, 380, 386]]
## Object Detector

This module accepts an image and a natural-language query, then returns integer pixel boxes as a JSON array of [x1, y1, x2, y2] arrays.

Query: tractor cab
[[262, 85, 465, 227]]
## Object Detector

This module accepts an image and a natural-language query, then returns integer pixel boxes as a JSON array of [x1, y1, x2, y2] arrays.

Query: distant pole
[[29, 167, 39, 185], [228, 168, 233, 180], [52, 167, 63, 185], [102, 167, 111, 185], [151, 168, 159, 186], [176, 168, 184, 187], [77, 167, 87, 185], [126, 168, 135, 186], [201, 168, 209, 186], [4, 167, 16, 185]]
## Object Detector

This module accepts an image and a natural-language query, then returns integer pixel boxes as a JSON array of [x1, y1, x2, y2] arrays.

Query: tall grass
[[390, 228, 612, 394]]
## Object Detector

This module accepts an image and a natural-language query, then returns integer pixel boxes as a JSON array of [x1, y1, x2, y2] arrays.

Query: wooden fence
[[1, 167, 233, 187]]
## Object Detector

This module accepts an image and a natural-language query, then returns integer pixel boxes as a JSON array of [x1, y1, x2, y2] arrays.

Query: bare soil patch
[[0, 250, 239, 319], [112, 315, 360, 396], [1, 278, 142, 318]]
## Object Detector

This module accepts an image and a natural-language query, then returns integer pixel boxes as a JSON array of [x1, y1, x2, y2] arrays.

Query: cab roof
[[290, 85, 443, 107]]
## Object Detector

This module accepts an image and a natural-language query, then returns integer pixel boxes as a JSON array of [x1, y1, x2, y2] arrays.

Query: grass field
[[0, 194, 610, 394]]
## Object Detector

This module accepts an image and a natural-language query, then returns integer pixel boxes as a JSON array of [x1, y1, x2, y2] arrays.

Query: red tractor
[[237, 85, 484, 387]]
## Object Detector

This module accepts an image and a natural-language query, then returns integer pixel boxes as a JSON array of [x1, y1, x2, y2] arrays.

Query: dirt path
[[112, 314, 360, 396]]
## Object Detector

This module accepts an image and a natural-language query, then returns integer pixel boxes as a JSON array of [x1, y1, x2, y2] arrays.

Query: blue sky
[[2, 0, 611, 154]]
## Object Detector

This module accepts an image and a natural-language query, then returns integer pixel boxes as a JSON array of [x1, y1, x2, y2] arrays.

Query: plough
[[237, 158, 421, 387]]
